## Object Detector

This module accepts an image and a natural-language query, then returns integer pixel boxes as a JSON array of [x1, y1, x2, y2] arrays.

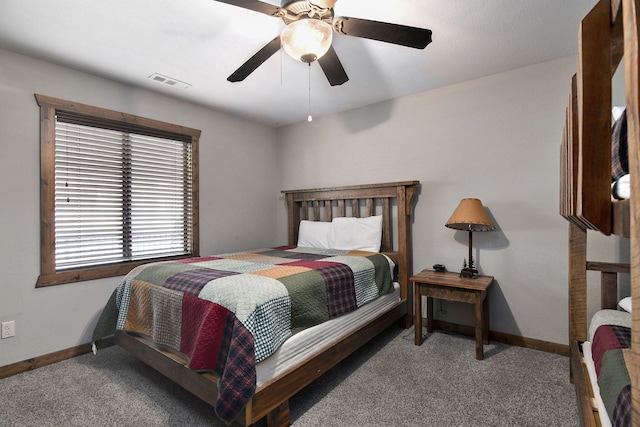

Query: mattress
[[256, 282, 401, 387]]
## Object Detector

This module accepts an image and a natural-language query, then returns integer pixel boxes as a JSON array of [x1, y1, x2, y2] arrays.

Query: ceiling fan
[[215, 0, 433, 86]]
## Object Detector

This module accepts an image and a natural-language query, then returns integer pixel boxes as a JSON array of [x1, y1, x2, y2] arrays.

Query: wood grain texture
[[568, 223, 587, 344], [412, 270, 493, 360], [577, 0, 613, 234], [623, 0, 640, 424], [38, 104, 56, 277], [585, 262, 630, 311], [34, 94, 201, 137]]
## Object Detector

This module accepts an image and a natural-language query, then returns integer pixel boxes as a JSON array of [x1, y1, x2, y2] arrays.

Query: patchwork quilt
[[93, 246, 393, 423], [592, 324, 631, 426]]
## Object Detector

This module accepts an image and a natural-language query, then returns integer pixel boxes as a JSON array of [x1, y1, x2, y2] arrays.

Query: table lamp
[[445, 198, 495, 278]]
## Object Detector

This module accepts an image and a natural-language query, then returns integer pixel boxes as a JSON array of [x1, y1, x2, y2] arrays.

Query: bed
[[92, 180, 419, 427], [559, 0, 638, 425]]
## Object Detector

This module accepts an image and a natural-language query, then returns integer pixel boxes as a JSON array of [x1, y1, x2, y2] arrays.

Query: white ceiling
[[0, 0, 596, 127]]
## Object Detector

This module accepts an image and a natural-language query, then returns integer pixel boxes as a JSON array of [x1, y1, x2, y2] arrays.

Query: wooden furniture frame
[[561, 0, 638, 425], [411, 270, 493, 360], [114, 180, 419, 427], [34, 94, 202, 287]]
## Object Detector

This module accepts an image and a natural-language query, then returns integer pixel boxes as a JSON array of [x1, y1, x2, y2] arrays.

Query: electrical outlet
[[1, 320, 15, 339]]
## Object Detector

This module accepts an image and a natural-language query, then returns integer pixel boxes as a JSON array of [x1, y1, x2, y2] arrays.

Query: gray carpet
[[0, 327, 579, 426]]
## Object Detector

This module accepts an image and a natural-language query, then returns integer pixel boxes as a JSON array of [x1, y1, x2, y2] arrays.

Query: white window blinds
[[54, 115, 193, 271]]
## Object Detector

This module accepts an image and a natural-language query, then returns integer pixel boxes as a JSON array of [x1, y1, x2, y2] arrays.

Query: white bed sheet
[[256, 282, 401, 387], [582, 341, 612, 427]]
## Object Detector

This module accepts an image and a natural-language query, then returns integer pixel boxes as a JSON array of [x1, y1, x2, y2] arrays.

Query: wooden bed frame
[[560, 0, 638, 425], [114, 180, 419, 427]]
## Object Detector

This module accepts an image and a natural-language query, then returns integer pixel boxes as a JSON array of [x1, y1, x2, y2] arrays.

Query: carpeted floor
[[0, 327, 579, 426]]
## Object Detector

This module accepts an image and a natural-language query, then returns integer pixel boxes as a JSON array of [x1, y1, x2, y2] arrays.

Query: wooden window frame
[[35, 94, 201, 287]]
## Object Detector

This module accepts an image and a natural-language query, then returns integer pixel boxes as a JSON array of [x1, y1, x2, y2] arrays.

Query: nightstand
[[411, 269, 494, 360]]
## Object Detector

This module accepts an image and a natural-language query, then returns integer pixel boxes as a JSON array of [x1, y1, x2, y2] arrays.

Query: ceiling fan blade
[[334, 17, 432, 49], [213, 0, 280, 16], [227, 36, 281, 82], [318, 46, 348, 86]]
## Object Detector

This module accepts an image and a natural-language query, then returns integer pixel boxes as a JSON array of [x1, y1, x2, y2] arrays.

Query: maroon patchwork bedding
[[591, 323, 631, 426], [93, 246, 393, 423]]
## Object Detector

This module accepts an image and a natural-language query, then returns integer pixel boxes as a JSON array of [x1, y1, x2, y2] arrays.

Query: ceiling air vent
[[148, 73, 191, 90]]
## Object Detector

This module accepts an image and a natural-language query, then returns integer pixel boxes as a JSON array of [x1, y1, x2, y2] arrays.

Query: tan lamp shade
[[445, 198, 495, 232]]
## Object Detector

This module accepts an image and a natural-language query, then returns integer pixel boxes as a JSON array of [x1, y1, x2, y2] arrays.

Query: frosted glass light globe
[[281, 19, 333, 63]]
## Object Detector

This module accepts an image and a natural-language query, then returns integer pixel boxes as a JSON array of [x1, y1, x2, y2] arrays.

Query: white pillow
[[297, 220, 332, 249], [619, 296, 632, 313], [329, 215, 383, 252], [612, 106, 625, 121]]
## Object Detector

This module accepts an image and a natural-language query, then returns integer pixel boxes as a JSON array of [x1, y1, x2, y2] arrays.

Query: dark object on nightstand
[[459, 267, 476, 278], [432, 264, 446, 272], [459, 258, 477, 278]]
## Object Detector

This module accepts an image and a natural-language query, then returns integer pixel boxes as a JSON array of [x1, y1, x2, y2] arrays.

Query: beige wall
[[0, 49, 279, 366], [276, 56, 628, 345]]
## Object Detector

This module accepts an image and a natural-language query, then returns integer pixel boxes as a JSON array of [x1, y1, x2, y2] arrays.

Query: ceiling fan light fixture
[[281, 18, 333, 63]]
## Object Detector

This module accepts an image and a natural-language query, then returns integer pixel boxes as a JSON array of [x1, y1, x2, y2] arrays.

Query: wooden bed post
[[568, 221, 587, 383], [397, 184, 416, 328], [623, 0, 640, 422], [285, 192, 299, 246], [568, 221, 588, 345]]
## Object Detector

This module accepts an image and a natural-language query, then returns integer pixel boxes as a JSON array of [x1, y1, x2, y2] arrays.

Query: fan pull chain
[[307, 63, 313, 122]]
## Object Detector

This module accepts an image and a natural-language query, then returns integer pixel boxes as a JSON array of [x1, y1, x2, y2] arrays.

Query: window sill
[[36, 254, 199, 287]]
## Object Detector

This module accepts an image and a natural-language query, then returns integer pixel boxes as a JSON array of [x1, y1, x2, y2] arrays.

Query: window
[[35, 94, 200, 287]]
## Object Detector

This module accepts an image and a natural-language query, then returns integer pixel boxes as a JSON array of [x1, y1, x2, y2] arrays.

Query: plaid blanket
[[94, 246, 393, 423], [592, 324, 631, 426]]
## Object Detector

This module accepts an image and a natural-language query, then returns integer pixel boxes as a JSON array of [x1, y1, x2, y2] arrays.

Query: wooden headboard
[[281, 180, 419, 318]]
